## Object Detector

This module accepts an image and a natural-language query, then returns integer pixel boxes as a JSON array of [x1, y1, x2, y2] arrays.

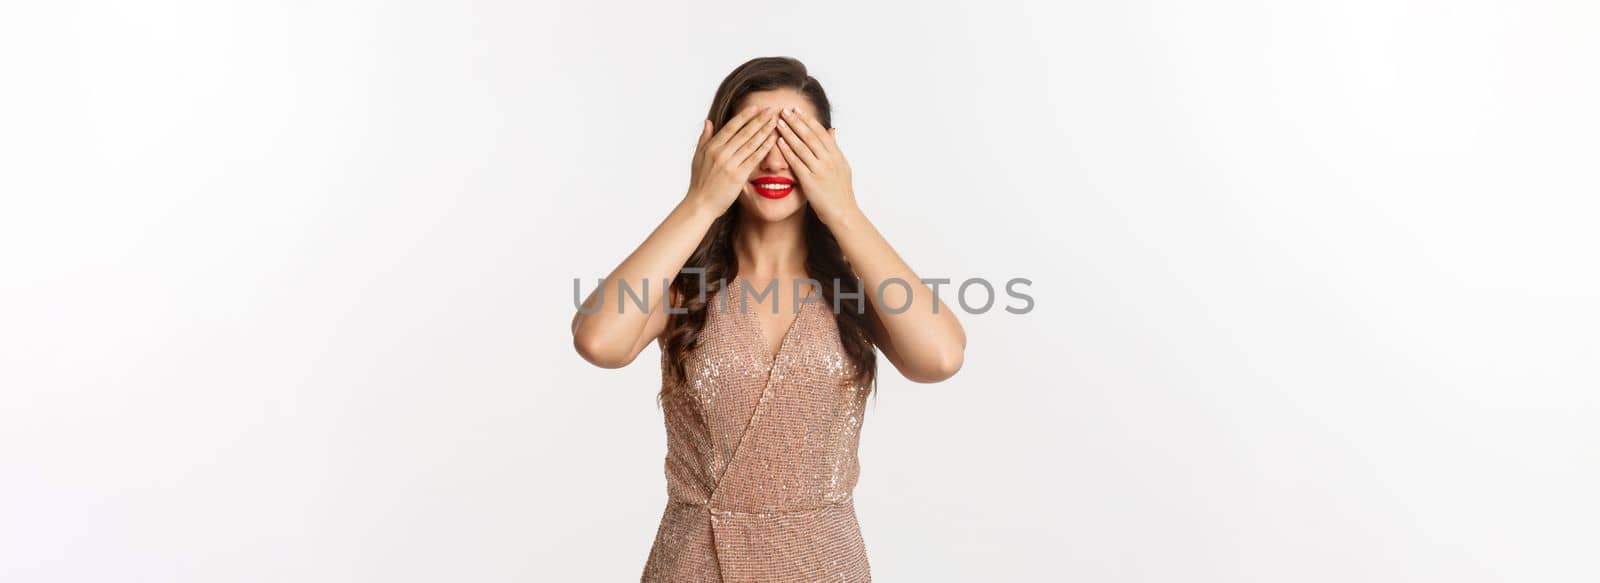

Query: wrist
[[816, 198, 865, 229], [679, 189, 728, 222]]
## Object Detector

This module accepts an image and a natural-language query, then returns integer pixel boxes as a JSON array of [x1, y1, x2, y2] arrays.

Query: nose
[[758, 136, 787, 172]]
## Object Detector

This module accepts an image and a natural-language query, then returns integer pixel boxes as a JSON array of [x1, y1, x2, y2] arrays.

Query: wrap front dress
[[640, 276, 873, 582]]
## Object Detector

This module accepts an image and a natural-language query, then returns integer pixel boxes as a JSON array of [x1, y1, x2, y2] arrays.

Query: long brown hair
[[659, 56, 877, 401]]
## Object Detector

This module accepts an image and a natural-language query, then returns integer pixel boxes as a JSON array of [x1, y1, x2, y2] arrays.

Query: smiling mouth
[[751, 179, 795, 199]]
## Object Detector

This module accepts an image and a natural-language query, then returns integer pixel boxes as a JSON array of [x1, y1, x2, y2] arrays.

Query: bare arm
[[773, 107, 967, 383], [570, 198, 719, 368], [829, 210, 967, 383], [571, 105, 781, 368]]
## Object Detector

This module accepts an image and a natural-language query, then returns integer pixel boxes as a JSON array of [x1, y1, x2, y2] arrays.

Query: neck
[[734, 210, 809, 284]]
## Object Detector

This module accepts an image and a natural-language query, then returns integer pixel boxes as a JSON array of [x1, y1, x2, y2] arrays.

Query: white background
[[3, 1, 1597, 581]]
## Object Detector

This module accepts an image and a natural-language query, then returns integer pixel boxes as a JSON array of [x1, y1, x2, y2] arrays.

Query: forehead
[[738, 89, 815, 117]]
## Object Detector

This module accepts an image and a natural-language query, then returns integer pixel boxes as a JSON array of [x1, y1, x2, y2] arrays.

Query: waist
[[668, 493, 856, 518]]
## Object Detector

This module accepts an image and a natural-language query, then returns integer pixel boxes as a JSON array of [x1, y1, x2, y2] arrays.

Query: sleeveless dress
[[640, 276, 874, 582]]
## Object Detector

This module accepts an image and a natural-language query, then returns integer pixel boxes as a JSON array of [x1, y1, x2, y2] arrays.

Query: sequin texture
[[641, 276, 873, 582]]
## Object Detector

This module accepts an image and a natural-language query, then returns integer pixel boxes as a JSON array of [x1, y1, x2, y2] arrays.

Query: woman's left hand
[[774, 107, 859, 225]]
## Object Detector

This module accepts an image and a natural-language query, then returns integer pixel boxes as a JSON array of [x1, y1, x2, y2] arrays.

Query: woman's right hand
[[571, 106, 777, 369], [686, 105, 780, 211]]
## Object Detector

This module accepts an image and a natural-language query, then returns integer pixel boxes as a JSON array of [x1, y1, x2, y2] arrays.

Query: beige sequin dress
[[640, 276, 873, 582]]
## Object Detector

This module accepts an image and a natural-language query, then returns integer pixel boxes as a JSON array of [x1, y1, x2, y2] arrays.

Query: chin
[[739, 189, 808, 223]]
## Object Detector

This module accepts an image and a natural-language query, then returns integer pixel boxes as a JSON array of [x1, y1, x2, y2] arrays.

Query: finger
[[691, 118, 710, 156], [723, 107, 777, 156], [776, 135, 812, 175], [800, 110, 838, 156], [781, 108, 832, 157], [775, 114, 820, 167], [804, 111, 836, 155], [730, 122, 775, 164], [740, 131, 779, 167], [708, 104, 766, 150]]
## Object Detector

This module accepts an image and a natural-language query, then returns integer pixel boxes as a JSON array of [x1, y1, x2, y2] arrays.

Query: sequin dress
[[640, 276, 873, 582]]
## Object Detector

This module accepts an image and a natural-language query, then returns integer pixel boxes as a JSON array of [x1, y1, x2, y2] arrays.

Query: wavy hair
[[659, 56, 877, 401]]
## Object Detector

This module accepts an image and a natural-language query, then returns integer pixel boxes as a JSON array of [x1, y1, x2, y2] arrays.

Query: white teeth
[[756, 183, 792, 189]]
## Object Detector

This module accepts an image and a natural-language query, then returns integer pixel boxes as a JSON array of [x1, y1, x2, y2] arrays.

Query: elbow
[[931, 347, 965, 382], [573, 332, 632, 369], [907, 346, 964, 384]]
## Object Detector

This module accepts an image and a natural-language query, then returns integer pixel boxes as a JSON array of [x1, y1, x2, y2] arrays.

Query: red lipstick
[[751, 176, 795, 199]]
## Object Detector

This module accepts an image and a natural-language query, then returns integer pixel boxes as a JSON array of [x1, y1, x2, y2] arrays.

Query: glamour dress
[[640, 276, 873, 582]]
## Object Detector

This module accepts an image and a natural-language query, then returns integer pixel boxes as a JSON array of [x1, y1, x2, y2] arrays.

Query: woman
[[571, 56, 967, 582]]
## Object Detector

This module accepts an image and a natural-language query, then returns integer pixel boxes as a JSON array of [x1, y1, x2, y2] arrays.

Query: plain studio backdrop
[[2, 1, 1597, 581]]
